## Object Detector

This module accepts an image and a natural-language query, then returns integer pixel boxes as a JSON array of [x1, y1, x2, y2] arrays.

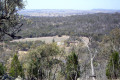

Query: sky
[[24, 0, 120, 10]]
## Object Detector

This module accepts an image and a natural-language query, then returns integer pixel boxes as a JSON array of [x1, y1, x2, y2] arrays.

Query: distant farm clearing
[[11, 35, 70, 43]]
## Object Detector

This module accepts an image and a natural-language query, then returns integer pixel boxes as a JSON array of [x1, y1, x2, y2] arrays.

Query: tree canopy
[[0, 63, 5, 76], [26, 43, 60, 80], [9, 54, 24, 78], [106, 51, 120, 79], [0, 0, 24, 40]]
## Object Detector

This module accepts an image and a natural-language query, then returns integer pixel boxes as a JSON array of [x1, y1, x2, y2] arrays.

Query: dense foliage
[[18, 13, 120, 39], [0, 0, 24, 40], [0, 63, 5, 76], [9, 54, 24, 78], [106, 51, 120, 79], [66, 52, 80, 80], [26, 43, 60, 80]]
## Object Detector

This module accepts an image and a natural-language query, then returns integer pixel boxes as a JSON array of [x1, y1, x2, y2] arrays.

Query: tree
[[0, 0, 24, 40], [65, 52, 80, 80], [106, 51, 120, 79], [27, 43, 60, 80], [0, 63, 5, 76], [9, 54, 24, 78], [109, 28, 120, 51], [102, 28, 120, 52], [81, 37, 97, 80], [100, 28, 120, 60]]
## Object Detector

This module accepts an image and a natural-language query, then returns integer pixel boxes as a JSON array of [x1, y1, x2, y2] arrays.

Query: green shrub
[[0, 63, 5, 76], [106, 51, 120, 79], [66, 52, 80, 80], [9, 54, 24, 78]]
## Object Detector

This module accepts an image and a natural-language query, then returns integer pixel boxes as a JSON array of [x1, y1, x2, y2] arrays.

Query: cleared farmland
[[11, 35, 70, 43]]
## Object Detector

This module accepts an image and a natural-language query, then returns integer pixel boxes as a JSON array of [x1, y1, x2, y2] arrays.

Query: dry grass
[[11, 35, 70, 43]]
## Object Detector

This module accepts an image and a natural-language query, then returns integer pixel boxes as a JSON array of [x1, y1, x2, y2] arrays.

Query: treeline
[[18, 13, 120, 38]]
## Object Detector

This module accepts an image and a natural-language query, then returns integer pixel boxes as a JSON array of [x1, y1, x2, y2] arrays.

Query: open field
[[11, 35, 70, 43]]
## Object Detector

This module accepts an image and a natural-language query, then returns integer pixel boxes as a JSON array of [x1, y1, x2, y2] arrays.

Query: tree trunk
[[81, 37, 96, 80], [91, 57, 95, 80]]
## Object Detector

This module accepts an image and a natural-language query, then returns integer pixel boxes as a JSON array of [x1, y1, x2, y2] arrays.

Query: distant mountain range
[[18, 9, 120, 17]]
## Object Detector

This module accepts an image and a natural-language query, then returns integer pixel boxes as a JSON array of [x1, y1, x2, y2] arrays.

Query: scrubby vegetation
[[1, 28, 120, 80], [106, 51, 120, 79], [9, 54, 24, 78], [1, 0, 120, 80], [17, 13, 120, 39]]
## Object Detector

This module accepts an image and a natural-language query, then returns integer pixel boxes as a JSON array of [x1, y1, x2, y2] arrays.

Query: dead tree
[[81, 37, 97, 80]]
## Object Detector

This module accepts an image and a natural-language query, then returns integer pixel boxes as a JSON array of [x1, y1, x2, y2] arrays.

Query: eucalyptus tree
[[66, 52, 80, 80], [27, 43, 60, 80], [81, 37, 98, 80], [0, 62, 5, 76], [0, 0, 24, 40], [106, 51, 120, 79], [9, 54, 24, 78]]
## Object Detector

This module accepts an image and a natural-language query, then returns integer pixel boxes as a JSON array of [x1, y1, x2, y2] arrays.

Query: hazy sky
[[24, 0, 120, 10]]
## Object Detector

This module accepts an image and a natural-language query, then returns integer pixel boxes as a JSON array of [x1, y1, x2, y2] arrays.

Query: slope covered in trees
[[17, 13, 120, 39], [1, 1, 120, 79]]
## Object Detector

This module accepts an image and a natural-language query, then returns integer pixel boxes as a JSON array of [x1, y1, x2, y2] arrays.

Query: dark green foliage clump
[[106, 51, 120, 79], [28, 43, 60, 79], [9, 54, 24, 78], [0, 63, 5, 76], [0, 0, 24, 40], [66, 52, 80, 80]]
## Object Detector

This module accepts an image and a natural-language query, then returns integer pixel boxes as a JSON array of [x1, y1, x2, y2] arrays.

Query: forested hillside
[[1, 0, 120, 80], [17, 13, 120, 39]]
